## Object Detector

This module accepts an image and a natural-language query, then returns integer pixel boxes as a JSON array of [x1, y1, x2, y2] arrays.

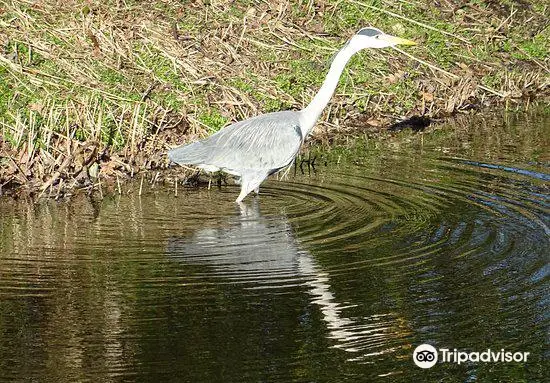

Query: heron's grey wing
[[168, 111, 303, 172], [168, 140, 211, 165], [201, 111, 303, 172]]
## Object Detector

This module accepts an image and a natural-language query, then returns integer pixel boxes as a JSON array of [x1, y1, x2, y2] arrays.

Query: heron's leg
[[236, 182, 256, 202], [236, 187, 249, 203], [235, 173, 266, 203]]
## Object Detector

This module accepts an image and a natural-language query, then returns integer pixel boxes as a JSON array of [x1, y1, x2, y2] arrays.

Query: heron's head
[[348, 27, 416, 50]]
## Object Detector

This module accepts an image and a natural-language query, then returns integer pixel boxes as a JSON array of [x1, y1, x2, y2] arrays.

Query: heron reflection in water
[[168, 28, 416, 202], [166, 201, 396, 356]]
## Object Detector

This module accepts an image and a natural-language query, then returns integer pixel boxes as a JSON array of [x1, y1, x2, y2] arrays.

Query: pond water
[[0, 110, 548, 382]]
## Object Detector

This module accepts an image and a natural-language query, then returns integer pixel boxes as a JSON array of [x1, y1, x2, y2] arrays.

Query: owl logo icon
[[413, 344, 438, 368]]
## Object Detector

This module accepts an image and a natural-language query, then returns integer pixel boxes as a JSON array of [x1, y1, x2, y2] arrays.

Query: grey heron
[[168, 27, 416, 202]]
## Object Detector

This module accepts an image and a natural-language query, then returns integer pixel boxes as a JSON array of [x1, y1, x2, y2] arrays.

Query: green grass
[[198, 109, 228, 132], [0, 0, 548, 191], [514, 34, 549, 60]]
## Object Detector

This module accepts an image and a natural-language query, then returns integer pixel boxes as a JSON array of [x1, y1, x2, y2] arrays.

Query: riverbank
[[1, 0, 549, 198]]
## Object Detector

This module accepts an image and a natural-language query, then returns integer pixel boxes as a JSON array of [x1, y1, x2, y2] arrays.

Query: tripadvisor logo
[[413, 344, 530, 369], [413, 344, 438, 368]]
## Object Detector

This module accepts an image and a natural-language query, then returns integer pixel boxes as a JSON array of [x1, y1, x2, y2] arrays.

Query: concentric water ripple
[[0, 112, 548, 382]]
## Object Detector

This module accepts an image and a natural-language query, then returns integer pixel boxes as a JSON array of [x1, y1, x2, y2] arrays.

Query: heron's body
[[168, 27, 416, 202], [169, 111, 303, 201]]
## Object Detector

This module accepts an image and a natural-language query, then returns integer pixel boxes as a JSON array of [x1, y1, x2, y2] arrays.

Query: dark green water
[[0, 111, 548, 382]]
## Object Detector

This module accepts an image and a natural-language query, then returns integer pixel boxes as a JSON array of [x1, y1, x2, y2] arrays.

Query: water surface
[[0, 111, 548, 382]]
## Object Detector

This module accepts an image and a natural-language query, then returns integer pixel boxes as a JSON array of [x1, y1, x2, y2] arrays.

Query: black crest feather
[[357, 27, 382, 37]]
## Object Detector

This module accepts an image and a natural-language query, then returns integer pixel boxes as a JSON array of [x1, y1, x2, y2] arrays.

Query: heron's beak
[[381, 35, 417, 46]]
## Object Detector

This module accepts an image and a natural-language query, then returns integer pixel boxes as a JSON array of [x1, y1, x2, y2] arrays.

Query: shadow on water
[[0, 110, 548, 382]]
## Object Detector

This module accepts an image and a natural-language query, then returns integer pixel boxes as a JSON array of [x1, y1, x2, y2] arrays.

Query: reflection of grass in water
[[316, 107, 549, 167]]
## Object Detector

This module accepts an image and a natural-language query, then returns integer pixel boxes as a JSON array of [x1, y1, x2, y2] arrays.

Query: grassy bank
[[1, 0, 549, 197]]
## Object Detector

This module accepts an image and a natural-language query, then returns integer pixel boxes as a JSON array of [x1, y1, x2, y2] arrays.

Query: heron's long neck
[[300, 44, 357, 136]]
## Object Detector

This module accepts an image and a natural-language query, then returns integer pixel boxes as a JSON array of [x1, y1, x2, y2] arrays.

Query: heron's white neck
[[299, 43, 360, 137]]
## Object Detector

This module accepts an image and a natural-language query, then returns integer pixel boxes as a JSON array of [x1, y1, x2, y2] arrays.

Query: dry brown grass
[[0, 0, 548, 197]]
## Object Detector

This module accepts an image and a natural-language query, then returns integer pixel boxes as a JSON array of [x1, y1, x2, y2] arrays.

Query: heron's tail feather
[[168, 142, 209, 165]]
